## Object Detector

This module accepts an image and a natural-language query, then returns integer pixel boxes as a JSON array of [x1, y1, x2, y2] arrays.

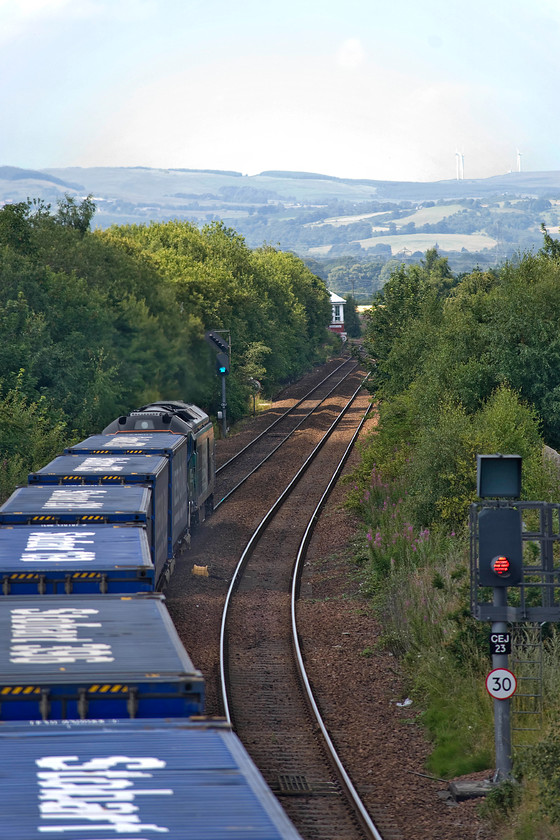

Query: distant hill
[[1, 165, 559, 279], [0, 165, 82, 189]]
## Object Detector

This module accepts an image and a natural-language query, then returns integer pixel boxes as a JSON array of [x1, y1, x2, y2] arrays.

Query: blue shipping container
[[0, 484, 152, 523], [0, 486, 152, 538], [0, 524, 154, 594], [0, 718, 303, 839], [28, 455, 169, 581], [0, 594, 204, 720], [65, 433, 189, 557]]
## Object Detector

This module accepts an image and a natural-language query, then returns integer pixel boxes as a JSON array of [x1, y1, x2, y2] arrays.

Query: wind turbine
[[517, 149, 523, 172]]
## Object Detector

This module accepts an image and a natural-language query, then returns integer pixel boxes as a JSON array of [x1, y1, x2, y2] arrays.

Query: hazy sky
[[1, 0, 559, 182]]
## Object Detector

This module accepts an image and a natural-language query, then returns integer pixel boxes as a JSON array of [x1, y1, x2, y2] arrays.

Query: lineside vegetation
[[350, 236, 560, 836]]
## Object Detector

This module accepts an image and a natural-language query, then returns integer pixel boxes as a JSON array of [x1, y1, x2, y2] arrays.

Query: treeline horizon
[[0, 195, 334, 500]]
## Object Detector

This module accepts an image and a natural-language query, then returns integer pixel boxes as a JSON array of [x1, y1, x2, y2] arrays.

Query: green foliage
[[107, 221, 332, 412], [523, 730, 560, 825], [349, 238, 560, 793], [408, 386, 543, 528], [238, 341, 271, 385], [343, 294, 361, 338], [420, 660, 494, 778], [0, 200, 334, 499], [477, 780, 522, 829], [364, 239, 560, 449], [326, 261, 384, 302], [55, 194, 96, 235], [0, 375, 69, 502], [354, 462, 494, 776], [0, 203, 33, 253], [540, 223, 560, 260]]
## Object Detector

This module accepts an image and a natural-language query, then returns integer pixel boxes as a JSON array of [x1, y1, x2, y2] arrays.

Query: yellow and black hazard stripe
[[88, 685, 129, 694], [1, 686, 41, 695], [77, 515, 106, 521]]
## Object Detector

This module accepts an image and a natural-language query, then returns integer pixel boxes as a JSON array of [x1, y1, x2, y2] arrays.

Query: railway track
[[218, 380, 388, 840], [165, 360, 481, 840], [166, 360, 405, 839], [215, 357, 358, 506]]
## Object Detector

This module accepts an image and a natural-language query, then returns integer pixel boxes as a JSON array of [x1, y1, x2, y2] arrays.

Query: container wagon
[[28, 454, 170, 583], [65, 431, 189, 557], [0, 484, 152, 525], [0, 524, 154, 595], [0, 718, 303, 839], [0, 593, 204, 720]]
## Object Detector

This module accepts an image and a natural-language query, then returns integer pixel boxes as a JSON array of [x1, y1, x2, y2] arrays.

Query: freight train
[[0, 400, 303, 839]]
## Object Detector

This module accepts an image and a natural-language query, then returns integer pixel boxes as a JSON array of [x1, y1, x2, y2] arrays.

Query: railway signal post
[[473, 455, 522, 782], [205, 330, 230, 438]]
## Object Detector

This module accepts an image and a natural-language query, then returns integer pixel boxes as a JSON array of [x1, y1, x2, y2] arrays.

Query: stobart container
[[65, 433, 188, 557], [0, 594, 204, 720], [28, 454, 168, 582], [0, 524, 154, 595], [0, 718, 303, 840], [0, 484, 152, 542]]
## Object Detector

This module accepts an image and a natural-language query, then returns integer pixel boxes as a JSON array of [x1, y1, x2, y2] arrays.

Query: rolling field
[[305, 211, 389, 227], [394, 203, 464, 227], [308, 231, 497, 256], [358, 231, 497, 253]]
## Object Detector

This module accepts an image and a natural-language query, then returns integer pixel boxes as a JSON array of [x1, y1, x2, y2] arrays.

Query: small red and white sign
[[486, 668, 517, 700]]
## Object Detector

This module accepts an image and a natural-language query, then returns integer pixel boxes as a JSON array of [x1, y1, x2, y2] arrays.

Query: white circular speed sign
[[486, 668, 517, 700]]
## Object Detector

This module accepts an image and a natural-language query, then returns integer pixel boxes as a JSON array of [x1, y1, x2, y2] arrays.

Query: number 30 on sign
[[486, 668, 517, 700]]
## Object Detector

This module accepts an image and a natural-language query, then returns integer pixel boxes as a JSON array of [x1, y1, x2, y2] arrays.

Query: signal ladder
[[510, 623, 544, 750]]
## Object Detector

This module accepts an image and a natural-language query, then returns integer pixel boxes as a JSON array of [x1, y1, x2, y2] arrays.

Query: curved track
[[218, 381, 385, 840], [215, 358, 358, 506]]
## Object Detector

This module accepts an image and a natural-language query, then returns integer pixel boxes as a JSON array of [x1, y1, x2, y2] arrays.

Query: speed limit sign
[[486, 668, 517, 699]]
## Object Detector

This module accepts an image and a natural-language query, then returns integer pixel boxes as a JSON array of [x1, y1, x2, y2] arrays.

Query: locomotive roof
[[103, 400, 211, 435]]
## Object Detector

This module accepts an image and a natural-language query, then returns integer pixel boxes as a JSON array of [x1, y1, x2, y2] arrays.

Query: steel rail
[[216, 358, 357, 474], [289, 398, 383, 840], [214, 363, 360, 509], [219, 377, 383, 839], [219, 376, 368, 723]]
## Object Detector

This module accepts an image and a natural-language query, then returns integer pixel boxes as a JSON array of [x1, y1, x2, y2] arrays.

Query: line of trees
[[0, 197, 333, 499]]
